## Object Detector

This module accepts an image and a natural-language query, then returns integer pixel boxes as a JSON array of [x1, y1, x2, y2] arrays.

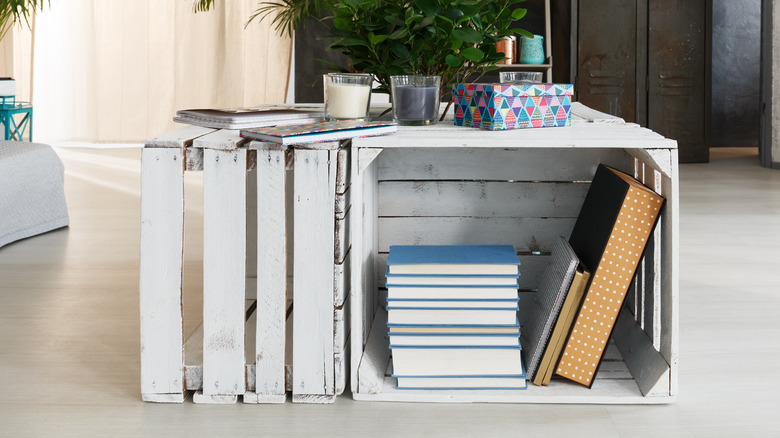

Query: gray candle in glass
[[390, 75, 441, 125], [394, 85, 438, 121]]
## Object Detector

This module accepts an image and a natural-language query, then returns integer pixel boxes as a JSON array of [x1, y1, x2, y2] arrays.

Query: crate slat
[[253, 145, 288, 403], [292, 148, 336, 400], [379, 181, 589, 218], [200, 148, 247, 400], [376, 147, 632, 182], [139, 147, 185, 399]]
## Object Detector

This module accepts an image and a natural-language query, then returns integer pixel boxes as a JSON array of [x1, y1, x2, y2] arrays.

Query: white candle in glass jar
[[325, 82, 371, 119]]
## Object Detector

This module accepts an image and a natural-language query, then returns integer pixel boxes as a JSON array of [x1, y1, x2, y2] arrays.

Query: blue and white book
[[394, 375, 526, 390], [387, 244, 521, 276], [387, 299, 518, 309], [387, 319, 521, 335], [387, 306, 519, 326], [390, 346, 523, 376], [387, 285, 520, 301], [385, 274, 520, 287], [389, 333, 521, 347]]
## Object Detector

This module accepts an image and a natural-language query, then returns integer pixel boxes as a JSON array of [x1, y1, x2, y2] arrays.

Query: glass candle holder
[[518, 35, 545, 65], [390, 75, 441, 126], [499, 71, 543, 84], [324, 73, 372, 121]]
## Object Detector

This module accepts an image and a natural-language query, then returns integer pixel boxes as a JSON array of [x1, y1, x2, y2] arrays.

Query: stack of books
[[173, 105, 323, 129], [385, 244, 526, 390]]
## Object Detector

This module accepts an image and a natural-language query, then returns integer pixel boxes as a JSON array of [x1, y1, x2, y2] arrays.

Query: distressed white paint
[[334, 207, 351, 263], [351, 123, 675, 150], [335, 185, 351, 220], [334, 350, 348, 395], [145, 125, 215, 148], [351, 374, 674, 404], [357, 308, 389, 394], [139, 147, 185, 399], [254, 144, 288, 403], [375, 147, 632, 181], [193, 391, 237, 404], [358, 148, 382, 174], [185, 147, 204, 171], [628, 148, 674, 178], [334, 251, 351, 307], [335, 147, 350, 195], [349, 147, 381, 394], [662, 149, 680, 396], [184, 299, 254, 395], [193, 129, 248, 151], [141, 393, 185, 403], [293, 148, 336, 400], [378, 217, 576, 252], [378, 181, 588, 218], [202, 148, 247, 398], [570, 101, 626, 123], [183, 320, 203, 391], [333, 292, 350, 355], [292, 394, 336, 403]]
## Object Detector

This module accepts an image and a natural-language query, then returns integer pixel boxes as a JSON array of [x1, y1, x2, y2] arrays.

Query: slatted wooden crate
[[348, 104, 679, 403], [139, 127, 349, 404]]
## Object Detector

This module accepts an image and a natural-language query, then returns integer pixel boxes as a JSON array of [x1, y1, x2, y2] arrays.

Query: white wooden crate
[[139, 128, 349, 404], [348, 104, 679, 403]]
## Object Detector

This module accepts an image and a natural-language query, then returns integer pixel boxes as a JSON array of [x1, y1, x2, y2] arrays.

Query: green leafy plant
[[0, 0, 49, 40], [327, 0, 531, 114]]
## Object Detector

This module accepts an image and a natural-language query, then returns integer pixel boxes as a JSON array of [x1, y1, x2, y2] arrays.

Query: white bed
[[0, 141, 69, 248]]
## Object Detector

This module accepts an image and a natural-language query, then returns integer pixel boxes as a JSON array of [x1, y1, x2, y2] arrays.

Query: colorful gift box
[[453, 83, 574, 130]]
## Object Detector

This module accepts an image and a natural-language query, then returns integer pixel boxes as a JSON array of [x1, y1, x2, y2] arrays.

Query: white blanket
[[0, 141, 69, 248]]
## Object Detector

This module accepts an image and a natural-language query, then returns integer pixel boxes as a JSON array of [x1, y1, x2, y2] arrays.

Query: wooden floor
[[1, 146, 778, 436]]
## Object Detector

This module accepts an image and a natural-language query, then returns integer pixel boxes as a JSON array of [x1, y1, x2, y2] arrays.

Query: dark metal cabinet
[[574, 0, 710, 163]]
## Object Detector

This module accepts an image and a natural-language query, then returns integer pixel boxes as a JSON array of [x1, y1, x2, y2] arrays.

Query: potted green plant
[[195, 0, 532, 119]]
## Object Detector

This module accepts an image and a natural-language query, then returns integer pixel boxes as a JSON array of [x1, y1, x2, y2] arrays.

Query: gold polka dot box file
[[556, 164, 665, 388]]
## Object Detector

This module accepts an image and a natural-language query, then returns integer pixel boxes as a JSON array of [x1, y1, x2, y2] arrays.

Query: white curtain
[[0, 0, 291, 142]]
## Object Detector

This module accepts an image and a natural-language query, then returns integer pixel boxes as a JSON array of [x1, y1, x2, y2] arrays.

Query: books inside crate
[[383, 164, 665, 392], [386, 244, 526, 390]]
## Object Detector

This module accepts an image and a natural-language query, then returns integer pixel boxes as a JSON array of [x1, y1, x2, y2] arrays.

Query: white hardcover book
[[387, 300, 518, 309], [387, 286, 519, 301], [388, 325, 521, 335], [387, 307, 519, 326], [391, 347, 524, 376], [389, 334, 521, 347]]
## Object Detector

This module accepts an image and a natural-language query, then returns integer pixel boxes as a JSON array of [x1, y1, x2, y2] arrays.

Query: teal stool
[[0, 97, 33, 141]]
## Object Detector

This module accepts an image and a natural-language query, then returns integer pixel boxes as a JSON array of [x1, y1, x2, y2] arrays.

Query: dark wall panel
[[712, 0, 761, 147]]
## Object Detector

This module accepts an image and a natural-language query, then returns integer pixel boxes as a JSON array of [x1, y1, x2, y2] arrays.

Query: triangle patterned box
[[453, 83, 574, 130]]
